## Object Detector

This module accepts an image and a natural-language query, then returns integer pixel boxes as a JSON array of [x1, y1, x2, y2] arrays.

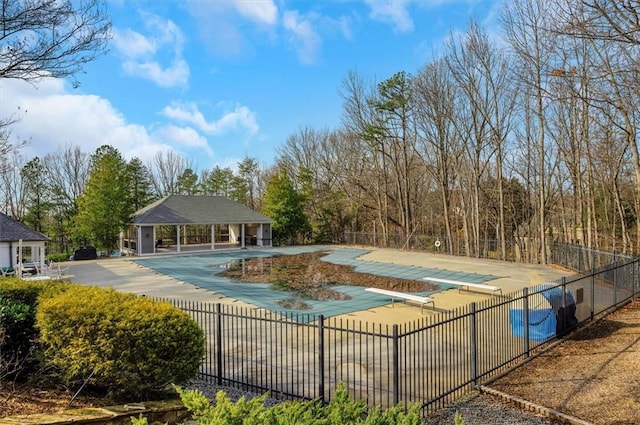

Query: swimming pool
[[133, 246, 498, 317]]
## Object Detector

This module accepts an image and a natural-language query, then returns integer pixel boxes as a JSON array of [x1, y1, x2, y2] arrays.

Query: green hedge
[[36, 285, 205, 399]]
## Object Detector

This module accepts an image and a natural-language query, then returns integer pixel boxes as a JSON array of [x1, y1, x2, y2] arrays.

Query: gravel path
[[423, 392, 558, 424], [184, 380, 558, 424]]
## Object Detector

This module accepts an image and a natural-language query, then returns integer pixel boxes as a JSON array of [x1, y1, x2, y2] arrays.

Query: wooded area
[[2, 0, 640, 260]]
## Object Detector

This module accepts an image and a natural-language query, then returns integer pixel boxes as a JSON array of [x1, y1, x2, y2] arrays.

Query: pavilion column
[[39, 246, 45, 270], [177, 225, 181, 252], [211, 224, 215, 250]]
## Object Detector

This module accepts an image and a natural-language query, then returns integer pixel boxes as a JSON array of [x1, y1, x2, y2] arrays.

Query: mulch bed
[[489, 298, 640, 425]]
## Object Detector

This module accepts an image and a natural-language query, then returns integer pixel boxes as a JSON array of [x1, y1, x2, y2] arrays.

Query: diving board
[[365, 287, 435, 313], [423, 277, 502, 295]]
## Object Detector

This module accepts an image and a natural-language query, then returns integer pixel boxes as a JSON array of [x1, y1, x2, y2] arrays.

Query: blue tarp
[[509, 283, 577, 341], [534, 282, 576, 309], [509, 308, 556, 341]]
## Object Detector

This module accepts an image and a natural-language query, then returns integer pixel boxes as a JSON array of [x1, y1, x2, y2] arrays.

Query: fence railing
[[343, 232, 636, 265], [165, 243, 639, 415]]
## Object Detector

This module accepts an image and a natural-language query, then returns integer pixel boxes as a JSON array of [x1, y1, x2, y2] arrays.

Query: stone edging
[[0, 399, 188, 425], [477, 385, 593, 425]]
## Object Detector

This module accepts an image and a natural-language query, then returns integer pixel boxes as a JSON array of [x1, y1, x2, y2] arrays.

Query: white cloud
[[112, 15, 189, 87], [112, 28, 156, 58], [1, 79, 196, 167], [283, 10, 322, 65], [186, 1, 279, 58], [154, 125, 212, 152], [234, 0, 278, 25], [162, 102, 259, 136], [365, 0, 414, 33], [122, 59, 189, 88]]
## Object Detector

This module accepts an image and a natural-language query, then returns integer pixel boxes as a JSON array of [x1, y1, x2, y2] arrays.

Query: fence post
[[578, 249, 582, 273], [318, 315, 325, 403], [613, 263, 618, 306], [631, 257, 638, 295], [392, 325, 399, 406], [215, 303, 223, 386], [470, 302, 478, 385], [590, 267, 595, 321], [523, 288, 530, 358], [561, 277, 567, 337]]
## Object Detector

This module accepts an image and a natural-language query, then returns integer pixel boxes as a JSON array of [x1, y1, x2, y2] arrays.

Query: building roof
[[132, 195, 273, 225], [0, 213, 50, 242]]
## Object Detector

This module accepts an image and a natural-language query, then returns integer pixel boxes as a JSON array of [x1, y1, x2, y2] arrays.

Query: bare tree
[[340, 70, 392, 242], [557, 0, 640, 45], [149, 151, 192, 197], [503, 0, 558, 263], [0, 0, 111, 84], [43, 144, 90, 206], [414, 58, 460, 253], [0, 150, 26, 217], [0, 0, 110, 188], [41, 145, 89, 253], [445, 22, 512, 258]]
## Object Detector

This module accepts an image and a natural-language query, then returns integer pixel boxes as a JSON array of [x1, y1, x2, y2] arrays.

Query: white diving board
[[365, 287, 435, 314], [423, 276, 502, 295]]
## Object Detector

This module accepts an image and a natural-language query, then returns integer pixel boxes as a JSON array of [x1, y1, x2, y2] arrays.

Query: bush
[[36, 285, 205, 399], [0, 277, 68, 307], [1, 297, 37, 378], [168, 382, 422, 425], [47, 253, 71, 262], [0, 279, 70, 379]]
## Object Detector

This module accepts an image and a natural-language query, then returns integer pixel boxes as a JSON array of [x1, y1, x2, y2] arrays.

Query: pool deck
[[65, 246, 574, 325]]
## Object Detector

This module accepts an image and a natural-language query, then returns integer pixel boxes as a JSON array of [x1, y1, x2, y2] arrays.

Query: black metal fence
[[344, 232, 637, 265], [165, 243, 639, 415]]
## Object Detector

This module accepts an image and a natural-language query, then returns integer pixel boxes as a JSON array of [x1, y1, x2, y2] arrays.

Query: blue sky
[[4, 0, 503, 173]]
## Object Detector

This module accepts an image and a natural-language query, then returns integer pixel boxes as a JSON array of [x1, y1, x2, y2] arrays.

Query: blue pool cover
[[133, 246, 499, 318]]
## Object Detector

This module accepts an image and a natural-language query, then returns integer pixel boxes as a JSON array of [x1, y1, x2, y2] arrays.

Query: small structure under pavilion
[[123, 195, 273, 256]]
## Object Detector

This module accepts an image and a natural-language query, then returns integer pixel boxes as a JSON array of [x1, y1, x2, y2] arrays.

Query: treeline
[[276, 0, 640, 258], [3, 0, 640, 260], [0, 144, 267, 254]]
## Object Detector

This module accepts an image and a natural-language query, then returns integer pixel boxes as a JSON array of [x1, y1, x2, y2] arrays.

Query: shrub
[[37, 285, 205, 399], [454, 411, 466, 425], [1, 297, 37, 379], [0, 279, 70, 379], [47, 253, 71, 262], [0, 277, 69, 307], [171, 382, 422, 425]]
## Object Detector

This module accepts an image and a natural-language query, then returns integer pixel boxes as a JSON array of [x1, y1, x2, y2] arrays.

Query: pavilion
[[123, 195, 273, 256]]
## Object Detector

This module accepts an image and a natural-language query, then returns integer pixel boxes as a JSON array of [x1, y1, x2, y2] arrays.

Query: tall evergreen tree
[[20, 157, 49, 232], [237, 157, 260, 208], [74, 145, 134, 252], [262, 168, 310, 245], [201, 166, 234, 196], [176, 168, 200, 195], [127, 157, 155, 211]]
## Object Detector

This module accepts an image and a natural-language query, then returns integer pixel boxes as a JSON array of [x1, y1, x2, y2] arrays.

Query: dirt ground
[[220, 250, 439, 292], [489, 298, 640, 425], [2, 253, 639, 422], [0, 384, 115, 417]]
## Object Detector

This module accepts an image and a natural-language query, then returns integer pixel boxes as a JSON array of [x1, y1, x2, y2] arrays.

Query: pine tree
[[262, 168, 310, 245], [74, 145, 134, 252]]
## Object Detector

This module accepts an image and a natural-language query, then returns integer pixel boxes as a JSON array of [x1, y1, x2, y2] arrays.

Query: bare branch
[[0, 0, 111, 84]]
